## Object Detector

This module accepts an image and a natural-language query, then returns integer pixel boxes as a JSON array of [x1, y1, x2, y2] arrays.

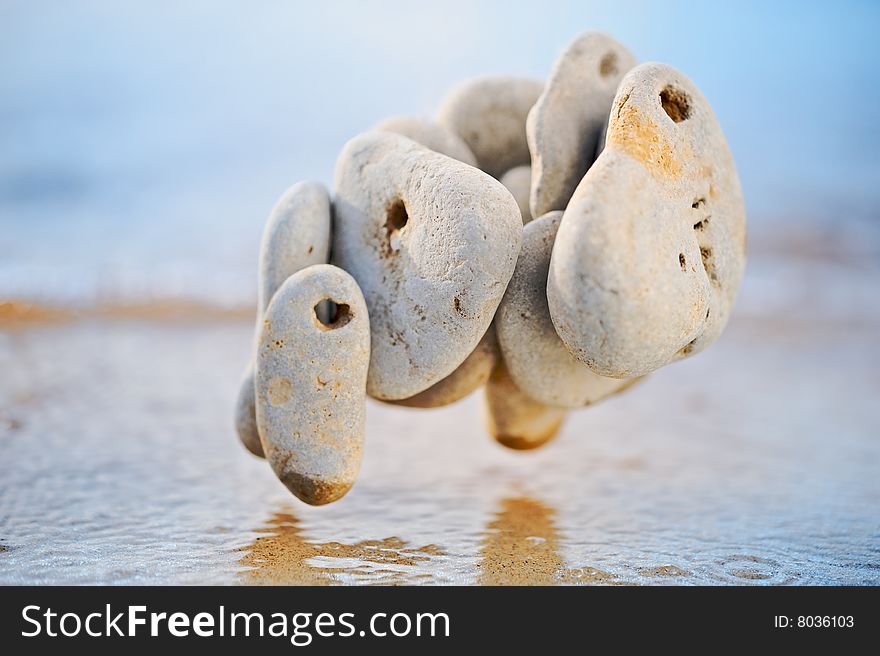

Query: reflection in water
[[478, 496, 623, 585], [239, 499, 705, 585], [479, 497, 565, 585], [237, 511, 444, 585]]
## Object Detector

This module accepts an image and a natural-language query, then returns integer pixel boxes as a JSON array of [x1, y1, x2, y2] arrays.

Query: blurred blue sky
[[1, 0, 878, 305]]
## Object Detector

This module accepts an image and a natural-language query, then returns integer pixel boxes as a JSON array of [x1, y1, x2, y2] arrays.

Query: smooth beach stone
[[483, 360, 566, 450], [234, 373, 261, 456], [333, 131, 522, 400], [500, 165, 532, 224], [374, 115, 478, 167], [548, 63, 747, 378], [389, 327, 499, 408], [495, 212, 637, 407], [257, 183, 332, 311], [235, 181, 332, 458], [527, 31, 636, 217], [255, 264, 369, 506], [437, 76, 543, 178]]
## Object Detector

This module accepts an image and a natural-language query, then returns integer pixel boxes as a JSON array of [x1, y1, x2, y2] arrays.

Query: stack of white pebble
[[234, 31, 747, 506]]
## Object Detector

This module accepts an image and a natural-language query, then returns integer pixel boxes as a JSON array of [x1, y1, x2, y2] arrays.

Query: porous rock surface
[[333, 131, 522, 400], [548, 62, 747, 378], [255, 264, 369, 505]]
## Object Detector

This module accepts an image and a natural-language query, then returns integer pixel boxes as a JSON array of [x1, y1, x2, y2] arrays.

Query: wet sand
[[0, 247, 878, 585]]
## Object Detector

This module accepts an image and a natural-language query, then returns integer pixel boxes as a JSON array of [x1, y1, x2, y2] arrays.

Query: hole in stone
[[700, 246, 718, 284], [313, 299, 332, 324], [384, 198, 408, 255], [679, 339, 697, 356], [386, 198, 408, 232], [660, 86, 691, 123], [692, 198, 705, 209], [599, 52, 618, 77], [679, 253, 687, 270], [315, 300, 352, 329], [693, 218, 709, 231]]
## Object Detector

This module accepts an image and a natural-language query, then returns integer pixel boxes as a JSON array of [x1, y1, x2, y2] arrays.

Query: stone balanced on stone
[[234, 30, 747, 505]]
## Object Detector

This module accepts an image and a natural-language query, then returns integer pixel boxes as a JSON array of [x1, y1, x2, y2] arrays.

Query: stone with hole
[[500, 165, 532, 224], [255, 264, 369, 505], [527, 31, 637, 217], [548, 63, 747, 378], [496, 212, 639, 407], [483, 359, 566, 450], [437, 76, 543, 178], [389, 327, 499, 408], [235, 181, 332, 458], [374, 115, 478, 167], [333, 131, 522, 400]]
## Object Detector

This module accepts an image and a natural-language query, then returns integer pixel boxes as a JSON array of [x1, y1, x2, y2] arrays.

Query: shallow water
[[1, 254, 877, 584]]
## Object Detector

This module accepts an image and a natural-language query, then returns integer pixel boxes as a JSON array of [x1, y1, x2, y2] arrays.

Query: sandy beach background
[[1, 1, 878, 584]]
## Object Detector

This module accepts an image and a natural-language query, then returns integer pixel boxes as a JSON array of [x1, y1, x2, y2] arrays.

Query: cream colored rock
[[374, 115, 478, 167], [527, 31, 636, 217], [255, 264, 369, 505], [496, 212, 637, 407], [390, 327, 499, 408], [437, 76, 543, 178], [234, 373, 261, 456], [333, 131, 522, 400], [235, 181, 332, 458], [500, 165, 532, 224], [548, 63, 747, 378], [483, 360, 566, 450]]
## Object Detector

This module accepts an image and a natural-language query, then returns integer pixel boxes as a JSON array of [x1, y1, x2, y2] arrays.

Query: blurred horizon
[[1, 0, 879, 309]]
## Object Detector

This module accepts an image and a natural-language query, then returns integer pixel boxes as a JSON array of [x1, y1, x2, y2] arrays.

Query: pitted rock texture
[[548, 62, 747, 378], [333, 131, 522, 400], [255, 264, 369, 505], [527, 31, 637, 217]]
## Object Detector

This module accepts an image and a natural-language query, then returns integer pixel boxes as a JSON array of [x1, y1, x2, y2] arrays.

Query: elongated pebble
[[496, 212, 637, 407], [235, 181, 331, 458], [527, 31, 636, 217], [333, 131, 522, 400], [390, 327, 499, 408], [483, 359, 566, 450], [437, 76, 543, 178], [500, 165, 532, 224], [548, 63, 747, 378], [255, 264, 369, 505], [374, 115, 478, 167]]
